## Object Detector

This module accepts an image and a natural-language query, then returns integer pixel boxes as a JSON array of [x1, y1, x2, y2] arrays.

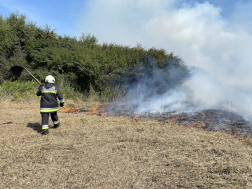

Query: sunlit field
[[1, 100, 252, 188]]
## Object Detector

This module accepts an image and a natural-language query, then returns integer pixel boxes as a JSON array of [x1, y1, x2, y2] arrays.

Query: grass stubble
[[0, 100, 252, 188]]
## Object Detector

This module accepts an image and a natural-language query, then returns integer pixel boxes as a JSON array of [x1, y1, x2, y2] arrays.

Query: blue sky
[[1, 0, 252, 87], [1, 0, 251, 38], [0, 0, 87, 37]]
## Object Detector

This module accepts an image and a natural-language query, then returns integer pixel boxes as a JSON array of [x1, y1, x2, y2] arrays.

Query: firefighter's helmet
[[45, 75, 55, 83]]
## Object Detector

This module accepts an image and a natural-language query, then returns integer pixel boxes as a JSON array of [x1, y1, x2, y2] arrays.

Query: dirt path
[[1, 101, 252, 188]]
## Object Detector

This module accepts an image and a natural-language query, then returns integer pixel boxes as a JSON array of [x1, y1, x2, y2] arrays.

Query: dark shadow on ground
[[27, 122, 42, 133], [3, 122, 13, 125]]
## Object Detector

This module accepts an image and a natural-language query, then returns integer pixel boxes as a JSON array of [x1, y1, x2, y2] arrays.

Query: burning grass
[[86, 105, 103, 115], [61, 105, 79, 113], [92, 102, 252, 137], [1, 100, 252, 188]]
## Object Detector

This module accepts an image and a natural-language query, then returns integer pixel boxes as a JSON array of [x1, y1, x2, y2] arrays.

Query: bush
[[0, 80, 38, 100], [0, 80, 82, 101], [0, 12, 191, 101]]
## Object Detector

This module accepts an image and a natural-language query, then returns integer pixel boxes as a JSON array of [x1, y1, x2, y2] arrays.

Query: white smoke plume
[[79, 0, 252, 118]]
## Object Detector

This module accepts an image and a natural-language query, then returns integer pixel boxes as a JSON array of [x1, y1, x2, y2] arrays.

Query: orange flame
[[86, 103, 109, 115], [231, 127, 238, 137], [191, 123, 196, 128], [133, 115, 141, 120], [167, 117, 178, 125], [197, 122, 207, 131], [61, 107, 79, 113], [186, 123, 197, 128], [86, 105, 102, 115]]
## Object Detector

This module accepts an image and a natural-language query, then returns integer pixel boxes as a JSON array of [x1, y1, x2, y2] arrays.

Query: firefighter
[[36, 75, 64, 135]]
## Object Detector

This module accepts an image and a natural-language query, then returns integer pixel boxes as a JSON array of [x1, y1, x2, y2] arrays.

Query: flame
[[87, 105, 103, 115], [231, 127, 238, 137], [86, 103, 110, 115], [87, 106, 99, 115], [185, 122, 207, 130], [197, 122, 207, 131], [61, 106, 79, 113], [169, 117, 178, 125], [133, 115, 141, 120], [187, 123, 196, 128]]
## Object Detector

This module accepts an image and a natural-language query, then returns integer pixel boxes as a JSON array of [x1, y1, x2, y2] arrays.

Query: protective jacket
[[36, 83, 64, 113]]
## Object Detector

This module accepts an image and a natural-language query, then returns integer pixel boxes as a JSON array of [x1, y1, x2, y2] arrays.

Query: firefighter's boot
[[53, 121, 60, 129], [42, 129, 49, 135], [42, 125, 49, 135]]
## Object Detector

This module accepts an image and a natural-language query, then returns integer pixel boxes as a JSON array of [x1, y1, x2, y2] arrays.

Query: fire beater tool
[[10, 66, 42, 85], [10, 66, 65, 109]]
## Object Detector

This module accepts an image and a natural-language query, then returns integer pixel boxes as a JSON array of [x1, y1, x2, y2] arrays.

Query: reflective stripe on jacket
[[40, 107, 59, 112], [36, 85, 64, 113]]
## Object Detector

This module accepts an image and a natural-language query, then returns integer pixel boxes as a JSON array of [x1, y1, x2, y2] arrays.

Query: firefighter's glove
[[60, 102, 64, 107], [38, 84, 43, 90]]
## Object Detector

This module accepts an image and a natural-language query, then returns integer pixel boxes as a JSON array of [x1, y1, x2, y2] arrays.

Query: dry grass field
[[1, 100, 252, 188]]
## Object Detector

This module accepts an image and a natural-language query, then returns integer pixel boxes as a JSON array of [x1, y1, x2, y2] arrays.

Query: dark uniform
[[37, 82, 64, 134]]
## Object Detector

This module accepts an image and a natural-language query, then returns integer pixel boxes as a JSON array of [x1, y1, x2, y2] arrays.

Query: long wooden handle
[[23, 67, 42, 85]]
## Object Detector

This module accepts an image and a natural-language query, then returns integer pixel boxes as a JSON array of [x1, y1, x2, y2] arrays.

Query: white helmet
[[45, 75, 55, 83]]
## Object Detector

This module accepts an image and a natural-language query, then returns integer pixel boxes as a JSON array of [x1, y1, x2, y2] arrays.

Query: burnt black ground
[[93, 101, 252, 137]]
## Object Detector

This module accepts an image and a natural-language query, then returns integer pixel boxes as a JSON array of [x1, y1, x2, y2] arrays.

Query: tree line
[[0, 12, 190, 100]]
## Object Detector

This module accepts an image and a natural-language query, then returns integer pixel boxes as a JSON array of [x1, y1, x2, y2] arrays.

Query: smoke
[[187, 66, 252, 119], [119, 59, 252, 122], [115, 54, 200, 115], [79, 0, 252, 118]]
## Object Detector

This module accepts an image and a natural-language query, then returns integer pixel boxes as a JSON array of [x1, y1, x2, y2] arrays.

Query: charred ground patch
[[88, 101, 252, 137]]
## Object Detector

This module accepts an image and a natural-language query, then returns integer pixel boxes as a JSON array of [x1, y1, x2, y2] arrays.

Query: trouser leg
[[41, 113, 49, 135], [51, 112, 60, 128]]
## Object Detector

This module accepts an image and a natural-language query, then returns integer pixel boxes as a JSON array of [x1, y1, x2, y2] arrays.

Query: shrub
[[0, 80, 38, 100], [1, 12, 191, 101]]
